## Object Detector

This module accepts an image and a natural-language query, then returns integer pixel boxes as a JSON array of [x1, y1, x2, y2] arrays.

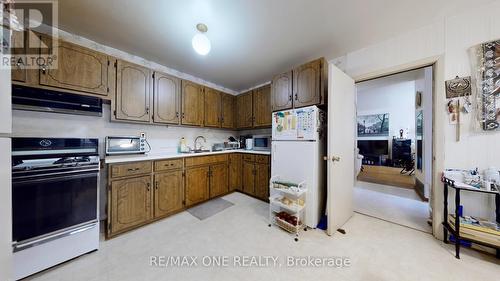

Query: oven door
[[12, 169, 99, 249]]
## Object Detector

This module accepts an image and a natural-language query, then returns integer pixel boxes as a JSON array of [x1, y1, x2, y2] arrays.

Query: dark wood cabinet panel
[[221, 93, 235, 129], [185, 166, 209, 206], [242, 161, 255, 195], [236, 91, 253, 129], [154, 170, 184, 218], [109, 176, 152, 234], [293, 59, 321, 108], [209, 163, 228, 198], [271, 71, 293, 111], [254, 162, 270, 201], [11, 30, 27, 83], [253, 85, 272, 127], [181, 80, 204, 126], [153, 72, 180, 124], [40, 40, 110, 96], [204, 87, 221, 127], [229, 153, 242, 191], [115, 60, 152, 122]]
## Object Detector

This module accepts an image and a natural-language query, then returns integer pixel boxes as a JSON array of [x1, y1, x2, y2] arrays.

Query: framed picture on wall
[[357, 113, 390, 137]]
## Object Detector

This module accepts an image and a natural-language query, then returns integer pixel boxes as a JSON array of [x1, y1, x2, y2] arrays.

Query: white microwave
[[105, 135, 148, 155], [252, 135, 271, 151]]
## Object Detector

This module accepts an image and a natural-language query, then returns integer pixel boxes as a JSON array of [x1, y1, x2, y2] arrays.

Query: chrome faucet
[[194, 136, 206, 151]]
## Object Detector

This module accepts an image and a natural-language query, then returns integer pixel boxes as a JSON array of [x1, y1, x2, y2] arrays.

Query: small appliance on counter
[[245, 138, 253, 150], [252, 135, 271, 151], [105, 133, 150, 155], [239, 135, 252, 149]]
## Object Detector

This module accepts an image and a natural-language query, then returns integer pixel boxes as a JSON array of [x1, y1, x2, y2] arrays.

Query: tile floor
[[354, 181, 432, 233], [26, 192, 499, 281]]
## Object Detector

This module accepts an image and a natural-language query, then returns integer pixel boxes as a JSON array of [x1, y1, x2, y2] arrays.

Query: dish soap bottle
[[179, 137, 188, 153]]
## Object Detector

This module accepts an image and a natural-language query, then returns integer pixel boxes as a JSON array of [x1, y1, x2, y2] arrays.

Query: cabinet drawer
[[185, 154, 228, 167], [110, 161, 152, 179], [242, 154, 255, 162], [256, 155, 270, 164], [154, 158, 183, 172]]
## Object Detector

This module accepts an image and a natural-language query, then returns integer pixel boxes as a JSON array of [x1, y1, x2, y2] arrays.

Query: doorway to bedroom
[[353, 66, 433, 233]]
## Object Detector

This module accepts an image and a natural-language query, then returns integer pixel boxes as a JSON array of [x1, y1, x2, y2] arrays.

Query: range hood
[[12, 85, 103, 117]]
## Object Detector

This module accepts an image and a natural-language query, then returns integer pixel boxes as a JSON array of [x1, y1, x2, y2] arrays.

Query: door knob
[[332, 156, 341, 162]]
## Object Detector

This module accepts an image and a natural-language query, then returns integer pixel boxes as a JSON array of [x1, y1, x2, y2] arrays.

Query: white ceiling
[[57, 0, 492, 92]]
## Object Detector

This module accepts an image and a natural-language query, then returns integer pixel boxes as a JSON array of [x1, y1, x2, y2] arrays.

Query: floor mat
[[187, 198, 234, 220]]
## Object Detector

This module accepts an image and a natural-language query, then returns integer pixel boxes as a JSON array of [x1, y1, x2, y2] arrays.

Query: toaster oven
[[105, 135, 149, 155]]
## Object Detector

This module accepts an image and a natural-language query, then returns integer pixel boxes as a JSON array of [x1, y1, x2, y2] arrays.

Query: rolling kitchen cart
[[442, 177, 500, 259], [268, 175, 307, 241]]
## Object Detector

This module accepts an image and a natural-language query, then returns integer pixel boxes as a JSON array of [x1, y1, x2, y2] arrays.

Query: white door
[[327, 63, 356, 235]]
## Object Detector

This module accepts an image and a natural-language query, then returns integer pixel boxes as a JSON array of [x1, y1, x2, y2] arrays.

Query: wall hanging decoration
[[445, 76, 472, 99], [470, 39, 500, 131], [357, 113, 390, 137]]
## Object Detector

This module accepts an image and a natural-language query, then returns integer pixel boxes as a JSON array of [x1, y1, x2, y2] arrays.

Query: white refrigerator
[[271, 106, 326, 228]]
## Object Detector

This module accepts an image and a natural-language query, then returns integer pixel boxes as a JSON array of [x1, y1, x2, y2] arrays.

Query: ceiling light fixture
[[192, 23, 211, 56]]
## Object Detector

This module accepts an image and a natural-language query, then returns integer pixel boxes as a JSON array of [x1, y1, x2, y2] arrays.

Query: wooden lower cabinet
[[209, 163, 228, 198], [254, 163, 270, 200], [242, 161, 256, 194], [229, 153, 242, 191], [185, 166, 210, 207], [241, 155, 270, 201], [109, 175, 152, 235], [154, 170, 184, 218]]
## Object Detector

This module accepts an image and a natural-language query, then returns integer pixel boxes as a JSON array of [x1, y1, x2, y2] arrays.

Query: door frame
[[347, 55, 446, 240]]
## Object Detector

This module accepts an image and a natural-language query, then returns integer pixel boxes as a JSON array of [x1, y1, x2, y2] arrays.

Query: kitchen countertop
[[104, 149, 271, 164]]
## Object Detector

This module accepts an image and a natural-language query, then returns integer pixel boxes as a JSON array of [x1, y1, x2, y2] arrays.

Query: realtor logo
[[1, 0, 58, 69]]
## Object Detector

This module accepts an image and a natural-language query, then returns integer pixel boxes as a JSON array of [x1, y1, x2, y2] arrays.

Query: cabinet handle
[[41, 65, 47, 74], [182, 112, 185, 119], [147, 182, 150, 191], [127, 167, 140, 172], [155, 181, 159, 190], [295, 94, 298, 101], [289, 95, 292, 101], [145, 107, 150, 114], [176, 112, 179, 118]]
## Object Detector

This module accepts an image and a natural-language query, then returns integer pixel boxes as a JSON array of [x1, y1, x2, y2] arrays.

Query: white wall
[[357, 79, 416, 153], [332, 0, 500, 236]]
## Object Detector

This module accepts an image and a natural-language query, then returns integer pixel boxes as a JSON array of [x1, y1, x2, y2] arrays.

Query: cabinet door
[[181, 80, 204, 126], [11, 30, 27, 82], [221, 93, 235, 129], [109, 176, 152, 234], [255, 163, 270, 200], [271, 71, 293, 111], [253, 85, 271, 127], [242, 161, 255, 195], [40, 40, 109, 96], [185, 166, 209, 206], [209, 163, 228, 198], [115, 60, 152, 122], [153, 72, 180, 124], [204, 87, 221, 127], [293, 59, 321, 108], [229, 153, 242, 191], [154, 170, 184, 218], [236, 91, 253, 129]]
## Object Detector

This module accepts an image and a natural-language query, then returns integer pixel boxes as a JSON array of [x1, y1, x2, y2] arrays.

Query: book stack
[[448, 215, 500, 247]]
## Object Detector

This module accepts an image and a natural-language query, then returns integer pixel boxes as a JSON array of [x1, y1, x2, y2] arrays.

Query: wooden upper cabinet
[[236, 91, 253, 129], [293, 59, 322, 108], [209, 163, 228, 198], [253, 85, 271, 127], [40, 40, 110, 96], [154, 170, 184, 218], [204, 87, 221, 127], [271, 71, 293, 111], [115, 60, 152, 122], [153, 72, 180, 124], [185, 166, 210, 207], [221, 93, 235, 129], [181, 80, 204, 126], [109, 175, 152, 234], [11, 30, 27, 82]]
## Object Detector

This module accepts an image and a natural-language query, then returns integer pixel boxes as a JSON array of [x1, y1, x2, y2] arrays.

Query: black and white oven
[[11, 138, 100, 280]]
